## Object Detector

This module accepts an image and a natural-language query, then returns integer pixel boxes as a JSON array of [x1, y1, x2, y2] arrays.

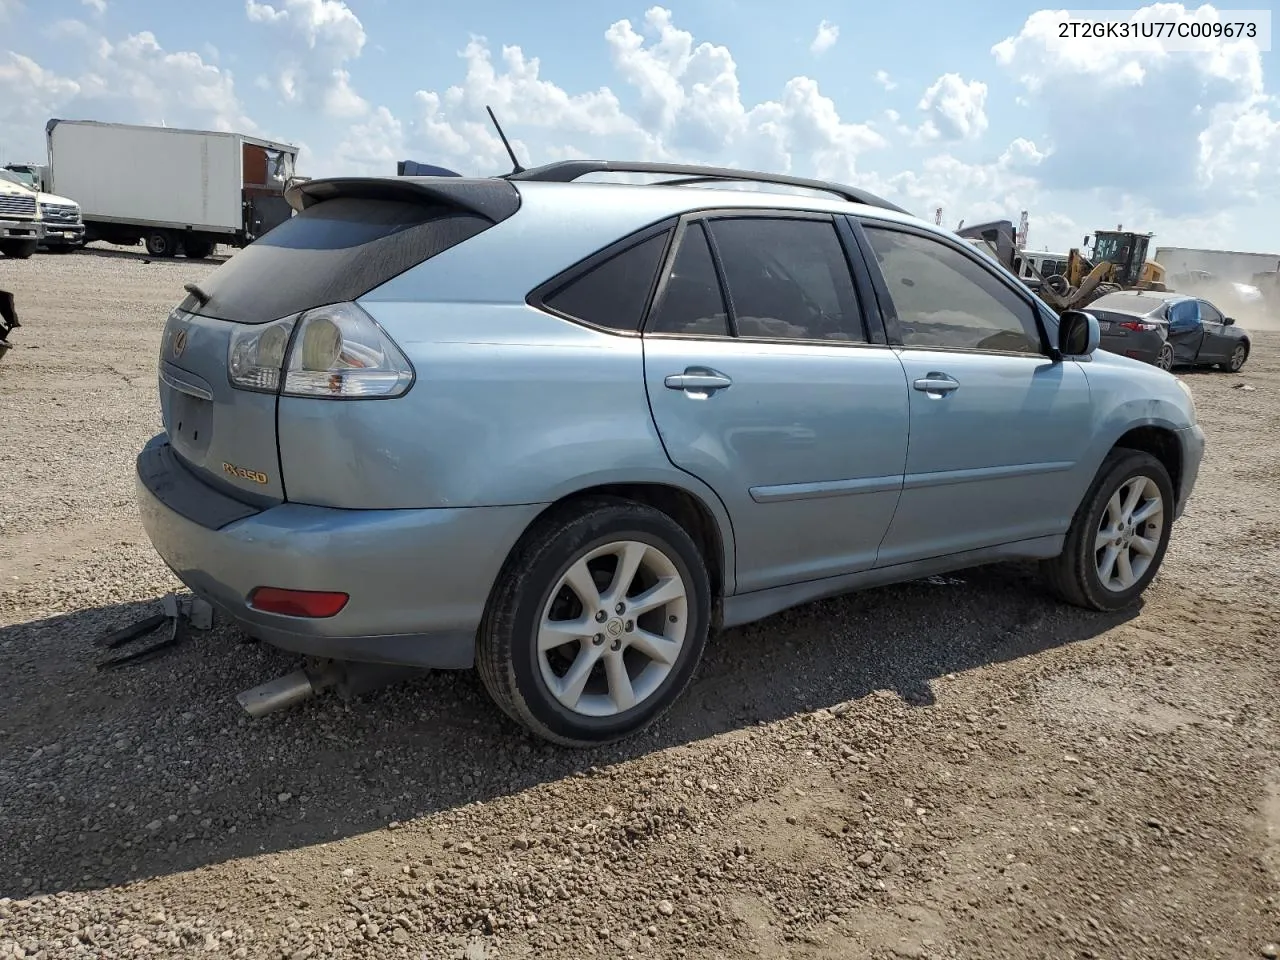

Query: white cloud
[[810, 20, 839, 56], [915, 72, 989, 142], [0, 31, 260, 157], [332, 105, 404, 175], [81, 0, 107, 14], [370, 8, 889, 188], [872, 140, 1046, 223], [874, 69, 897, 91], [990, 2, 1279, 213], [244, 0, 368, 118], [0, 52, 81, 132]]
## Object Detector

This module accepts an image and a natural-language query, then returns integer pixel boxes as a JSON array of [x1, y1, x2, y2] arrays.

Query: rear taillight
[[249, 586, 349, 618], [228, 317, 294, 393], [1120, 320, 1159, 332], [227, 302, 413, 399]]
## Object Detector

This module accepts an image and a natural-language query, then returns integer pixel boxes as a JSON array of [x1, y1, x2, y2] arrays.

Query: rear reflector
[[249, 586, 349, 618]]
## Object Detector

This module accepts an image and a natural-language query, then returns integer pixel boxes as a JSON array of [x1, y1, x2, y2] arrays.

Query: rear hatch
[[157, 177, 521, 505]]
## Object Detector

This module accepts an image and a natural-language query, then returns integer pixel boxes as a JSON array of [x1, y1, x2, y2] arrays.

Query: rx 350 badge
[[223, 462, 269, 485]]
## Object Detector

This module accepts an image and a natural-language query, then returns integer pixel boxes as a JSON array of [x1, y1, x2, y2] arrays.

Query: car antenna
[[486, 105, 526, 174]]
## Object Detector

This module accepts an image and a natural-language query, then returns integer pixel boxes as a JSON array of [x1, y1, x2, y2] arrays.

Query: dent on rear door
[[159, 309, 284, 505]]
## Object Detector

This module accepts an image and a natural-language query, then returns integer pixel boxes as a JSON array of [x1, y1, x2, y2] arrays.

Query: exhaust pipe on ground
[[236, 668, 323, 717], [236, 660, 427, 718]]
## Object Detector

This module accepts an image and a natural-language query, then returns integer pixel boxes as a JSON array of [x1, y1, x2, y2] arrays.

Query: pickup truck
[[0, 169, 85, 256]]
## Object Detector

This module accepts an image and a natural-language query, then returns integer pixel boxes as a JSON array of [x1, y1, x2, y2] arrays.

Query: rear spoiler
[[284, 176, 521, 224]]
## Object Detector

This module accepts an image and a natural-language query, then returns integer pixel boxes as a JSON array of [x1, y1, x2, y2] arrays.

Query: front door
[[854, 219, 1095, 565], [642, 213, 911, 595], [1194, 298, 1234, 364]]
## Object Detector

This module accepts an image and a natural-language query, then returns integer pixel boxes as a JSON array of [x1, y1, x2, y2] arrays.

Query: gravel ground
[[2, 247, 1279, 960]]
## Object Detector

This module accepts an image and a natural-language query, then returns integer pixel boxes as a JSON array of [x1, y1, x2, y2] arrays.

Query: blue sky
[[1, 0, 1277, 256]]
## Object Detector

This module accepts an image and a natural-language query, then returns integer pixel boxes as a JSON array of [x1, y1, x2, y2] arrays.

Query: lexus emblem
[[172, 329, 188, 358]]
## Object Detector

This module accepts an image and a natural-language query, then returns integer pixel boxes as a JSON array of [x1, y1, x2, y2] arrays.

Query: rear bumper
[[135, 434, 543, 669], [1174, 424, 1205, 520], [1098, 330, 1163, 363]]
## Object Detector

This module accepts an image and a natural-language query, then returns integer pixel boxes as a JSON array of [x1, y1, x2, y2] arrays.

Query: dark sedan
[[1087, 290, 1252, 373]]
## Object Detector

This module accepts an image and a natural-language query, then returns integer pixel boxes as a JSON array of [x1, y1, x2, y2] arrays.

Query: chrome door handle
[[664, 370, 733, 391], [913, 374, 959, 395]]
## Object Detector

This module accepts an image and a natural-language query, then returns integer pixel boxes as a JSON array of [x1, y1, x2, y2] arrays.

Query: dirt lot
[[1, 248, 1279, 960]]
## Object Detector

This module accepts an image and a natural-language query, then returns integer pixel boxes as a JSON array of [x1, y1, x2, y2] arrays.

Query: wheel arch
[[1109, 424, 1182, 498], [506, 480, 735, 623]]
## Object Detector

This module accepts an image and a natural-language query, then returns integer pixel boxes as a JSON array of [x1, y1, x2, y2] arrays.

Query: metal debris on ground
[[94, 592, 213, 670]]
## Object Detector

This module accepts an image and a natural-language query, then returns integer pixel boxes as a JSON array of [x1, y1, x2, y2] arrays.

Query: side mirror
[[1223, 316, 1235, 326], [1058, 309, 1099, 357]]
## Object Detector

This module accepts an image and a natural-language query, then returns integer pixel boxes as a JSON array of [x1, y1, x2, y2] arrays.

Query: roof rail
[[505, 160, 911, 215]]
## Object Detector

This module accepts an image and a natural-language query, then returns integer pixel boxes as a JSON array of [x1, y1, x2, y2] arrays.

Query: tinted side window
[[708, 217, 866, 342], [863, 225, 1042, 354], [542, 231, 671, 332], [1168, 299, 1200, 330], [1197, 300, 1223, 325], [646, 223, 730, 337]]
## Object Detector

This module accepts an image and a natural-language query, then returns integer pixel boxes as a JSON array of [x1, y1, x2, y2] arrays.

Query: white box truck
[[45, 119, 300, 259]]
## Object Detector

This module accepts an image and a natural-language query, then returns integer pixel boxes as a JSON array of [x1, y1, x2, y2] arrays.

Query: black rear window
[[181, 197, 494, 324]]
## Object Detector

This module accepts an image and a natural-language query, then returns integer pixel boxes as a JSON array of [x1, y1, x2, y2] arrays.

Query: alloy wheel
[[537, 540, 689, 717], [1157, 344, 1173, 371], [1094, 476, 1164, 592], [1230, 345, 1246, 372]]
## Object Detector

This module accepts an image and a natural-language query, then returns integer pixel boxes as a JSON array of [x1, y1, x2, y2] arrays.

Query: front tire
[[477, 497, 712, 747], [1040, 449, 1175, 611], [1225, 343, 1248, 373], [0, 239, 37, 259]]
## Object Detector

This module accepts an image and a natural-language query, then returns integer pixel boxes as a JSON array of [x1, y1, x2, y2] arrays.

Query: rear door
[[641, 211, 911, 594], [850, 217, 1094, 565], [1166, 298, 1204, 363]]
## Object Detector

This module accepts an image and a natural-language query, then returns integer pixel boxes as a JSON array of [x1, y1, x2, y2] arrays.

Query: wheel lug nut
[[593, 633, 604, 645], [625, 621, 634, 632], [595, 611, 607, 623], [615, 602, 626, 614], [610, 638, 622, 652]]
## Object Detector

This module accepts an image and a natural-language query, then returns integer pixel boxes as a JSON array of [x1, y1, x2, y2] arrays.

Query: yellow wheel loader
[[957, 222, 1166, 314]]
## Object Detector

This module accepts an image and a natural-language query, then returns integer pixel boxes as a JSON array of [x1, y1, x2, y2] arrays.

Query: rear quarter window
[[536, 230, 673, 333], [181, 197, 494, 324]]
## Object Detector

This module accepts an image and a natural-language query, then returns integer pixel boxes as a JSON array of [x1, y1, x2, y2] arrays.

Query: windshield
[[1092, 234, 1127, 264], [0, 170, 35, 191]]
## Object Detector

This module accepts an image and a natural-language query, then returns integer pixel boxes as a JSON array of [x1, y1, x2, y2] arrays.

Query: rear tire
[[477, 497, 712, 747], [145, 230, 176, 258], [1156, 343, 1174, 371], [182, 238, 215, 260], [1040, 449, 1175, 612]]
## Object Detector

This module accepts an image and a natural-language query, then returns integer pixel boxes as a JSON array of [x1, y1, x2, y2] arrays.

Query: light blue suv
[[136, 160, 1205, 746]]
